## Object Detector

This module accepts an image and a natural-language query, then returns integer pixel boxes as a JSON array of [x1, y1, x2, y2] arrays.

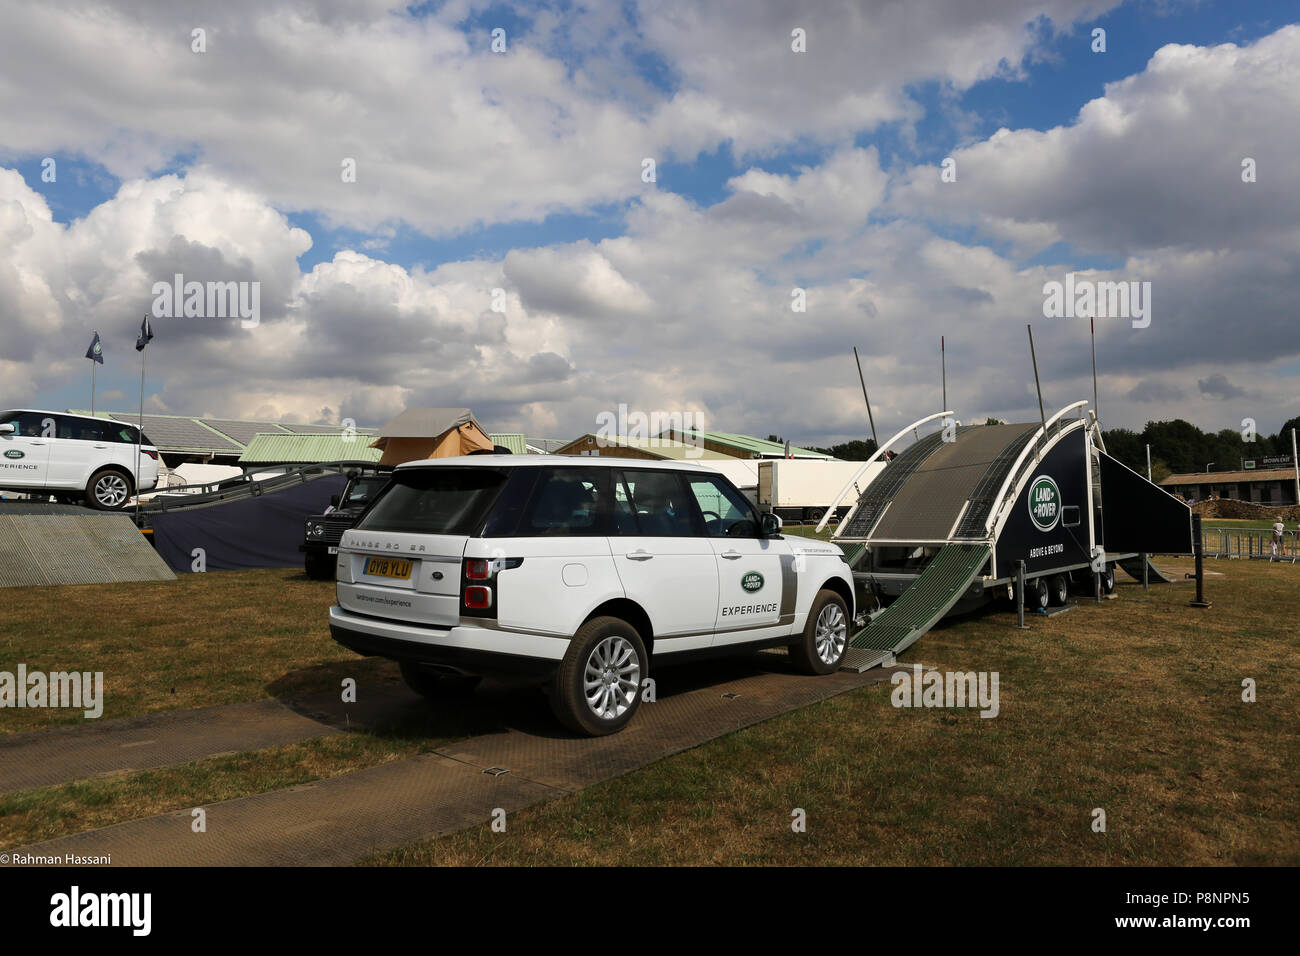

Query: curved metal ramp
[[1118, 555, 1176, 584], [843, 543, 991, 671]]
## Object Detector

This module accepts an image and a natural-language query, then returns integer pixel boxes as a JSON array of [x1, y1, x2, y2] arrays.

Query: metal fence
[[1200, 528, 1300, 562]]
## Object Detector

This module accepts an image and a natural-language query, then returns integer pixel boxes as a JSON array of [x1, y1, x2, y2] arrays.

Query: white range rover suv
[[0, 409, 160, 510], [328, 456, 854, 735]]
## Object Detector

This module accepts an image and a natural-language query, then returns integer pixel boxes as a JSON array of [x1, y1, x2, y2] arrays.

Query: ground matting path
[[13, 657, 904, 866], [0, 681, 422, 794]]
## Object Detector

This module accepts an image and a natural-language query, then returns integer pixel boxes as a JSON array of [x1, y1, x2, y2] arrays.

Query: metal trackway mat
[[0, 513, 175, 588], [13, 658, 904, 866], [0, 682, 423, 795]]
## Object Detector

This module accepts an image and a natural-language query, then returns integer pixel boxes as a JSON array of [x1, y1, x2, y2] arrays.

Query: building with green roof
[[656, 428, 834, 460]]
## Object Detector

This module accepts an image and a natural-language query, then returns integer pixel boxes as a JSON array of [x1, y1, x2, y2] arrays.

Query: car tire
[[85, 469, 132, 510], [789, 589, 850, 675], [1049, 574, 1069, 606], [1032, 577, 1050, 610], [549, 616, 646, 736], [304, 550, 336, 580], [399, 662, 481, 700]]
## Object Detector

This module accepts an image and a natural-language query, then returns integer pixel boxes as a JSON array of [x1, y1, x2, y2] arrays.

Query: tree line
[[796, 416, 1300, 482]]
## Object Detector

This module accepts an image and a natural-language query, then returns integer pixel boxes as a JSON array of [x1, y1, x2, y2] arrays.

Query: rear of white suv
[[0, 410, 160, 509], [328, 457, 854, 736]]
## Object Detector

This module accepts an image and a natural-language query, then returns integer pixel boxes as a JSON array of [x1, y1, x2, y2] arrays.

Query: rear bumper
[[328, 605, 565, 680]]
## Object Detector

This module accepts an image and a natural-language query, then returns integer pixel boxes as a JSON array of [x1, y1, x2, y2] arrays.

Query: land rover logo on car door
[[1028, 476, 1061, 532], [741, 571, 764, 593], [3, 450, 22, 460]]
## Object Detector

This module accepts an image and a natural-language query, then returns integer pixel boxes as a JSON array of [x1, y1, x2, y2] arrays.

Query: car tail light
[[460, 557, 523, 618], [142, 449, 158, 460]]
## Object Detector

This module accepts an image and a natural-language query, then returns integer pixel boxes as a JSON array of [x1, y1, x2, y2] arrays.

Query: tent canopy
[[370, 408, 494, 465]]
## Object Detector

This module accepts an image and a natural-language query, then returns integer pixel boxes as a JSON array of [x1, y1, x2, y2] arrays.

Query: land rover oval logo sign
[[741, 571, 764, 593], [3, 449, 23, 460], [1028, 476, 1061, 532]]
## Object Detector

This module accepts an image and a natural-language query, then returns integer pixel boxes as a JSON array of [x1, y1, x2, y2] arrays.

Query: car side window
[[58, 417, 109, 441], [617, 470, 697, 536], [104, 423, 139, 443], [686, 475, 760, 537], [9, 412, 51, 438], [518, 468, 609, 536]]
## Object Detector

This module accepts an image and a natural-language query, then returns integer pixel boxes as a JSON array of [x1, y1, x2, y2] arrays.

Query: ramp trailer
[[814, 402, 1193, 670]]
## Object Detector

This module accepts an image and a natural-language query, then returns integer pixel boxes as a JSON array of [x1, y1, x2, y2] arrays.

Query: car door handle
[[720, 550, 743, 559], [29, 441, 46, 445], [93, 444, 108, 449], [626, 550, 654, 561]]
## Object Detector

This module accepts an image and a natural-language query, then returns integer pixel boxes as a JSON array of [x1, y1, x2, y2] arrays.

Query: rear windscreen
[[356, 468, 507, 535]]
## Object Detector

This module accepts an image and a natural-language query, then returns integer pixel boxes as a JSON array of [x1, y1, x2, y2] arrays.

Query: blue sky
[[19, 0, 1291, 277], [3, 0, 1298, 440]]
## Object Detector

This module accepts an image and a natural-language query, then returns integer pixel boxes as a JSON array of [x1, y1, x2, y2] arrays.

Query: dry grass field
[[1, 560, 1295, 864]]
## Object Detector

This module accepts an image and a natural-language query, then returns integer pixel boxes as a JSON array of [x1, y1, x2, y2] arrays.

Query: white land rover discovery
[[328, 456, 854, 735], [0, 409, 160, 510]]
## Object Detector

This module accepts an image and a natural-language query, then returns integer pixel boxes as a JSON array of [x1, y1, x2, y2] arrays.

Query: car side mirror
[[760, 512, 783, 536], [0, 423, 13, 435]]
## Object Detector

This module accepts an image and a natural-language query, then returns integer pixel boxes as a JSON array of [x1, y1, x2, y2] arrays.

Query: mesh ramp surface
[[13, 660, 904, 866], [838, 431, 947, 539], [952, 425, 1040, 538], [0, 514, 174, 588], [870, 424, 1035, 542], [843, 543, 990, 671]]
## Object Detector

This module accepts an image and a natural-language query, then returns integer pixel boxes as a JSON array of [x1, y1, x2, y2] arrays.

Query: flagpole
[[91, 330, 97, 415], [136, 320, 147, 518]]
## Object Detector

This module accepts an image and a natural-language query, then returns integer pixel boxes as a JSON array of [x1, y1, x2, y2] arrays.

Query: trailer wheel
[[1102, 565, 1116, 594], [1049, 574, 1069, 606], [1032, 577, 1050, 610]]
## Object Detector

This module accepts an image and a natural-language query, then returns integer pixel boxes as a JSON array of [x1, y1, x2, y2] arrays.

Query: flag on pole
[[85, 332, 104, 364], [784, 439, 792, 459], [135, 315, 154, 351]]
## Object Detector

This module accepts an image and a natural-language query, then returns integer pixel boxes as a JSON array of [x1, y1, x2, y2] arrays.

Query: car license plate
[[328, 547, 338, 555], [365, 557, 412, 580]]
